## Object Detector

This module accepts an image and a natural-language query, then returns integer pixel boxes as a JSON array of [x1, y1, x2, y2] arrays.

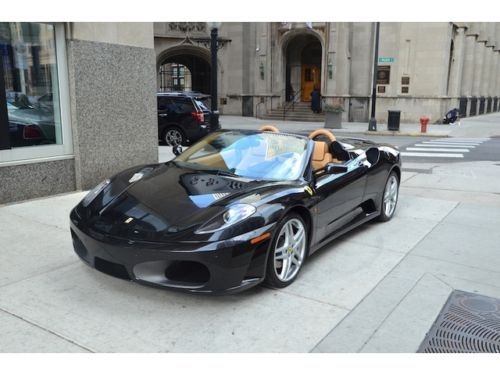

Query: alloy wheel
[[273, 218, 306, 282], [164, 129, 183, 146], [383, 174, 398, 217]]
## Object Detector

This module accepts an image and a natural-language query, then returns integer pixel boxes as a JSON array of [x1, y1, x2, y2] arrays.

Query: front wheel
[[378, 171, 399, 222], [265, 213, 308, 288]]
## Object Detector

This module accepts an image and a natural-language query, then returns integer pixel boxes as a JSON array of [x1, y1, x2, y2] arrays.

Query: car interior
[[258, 125, 352, 172]]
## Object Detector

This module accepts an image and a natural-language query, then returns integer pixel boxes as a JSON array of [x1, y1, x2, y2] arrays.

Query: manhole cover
[[418, 290, 500, 353]]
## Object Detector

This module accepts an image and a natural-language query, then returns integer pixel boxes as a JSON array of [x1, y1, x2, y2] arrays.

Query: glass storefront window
[[0, 22, 62, 150]]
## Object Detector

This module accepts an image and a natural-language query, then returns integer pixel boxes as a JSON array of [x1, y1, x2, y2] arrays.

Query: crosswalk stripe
[[401, 152, 464, 158], [438, 138, 490, 141], [415, 143, 476, 148], [427, 139, 486, 143], [421, 141, 481, 146], [406, 147, 470, 152]]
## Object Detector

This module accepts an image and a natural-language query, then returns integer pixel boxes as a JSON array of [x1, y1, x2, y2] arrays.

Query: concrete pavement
[[2, 164, 500, 352], [1, 112, 500, 352]]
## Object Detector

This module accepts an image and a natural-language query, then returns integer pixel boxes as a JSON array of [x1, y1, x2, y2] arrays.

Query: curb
[[364, 131, 449, 138]]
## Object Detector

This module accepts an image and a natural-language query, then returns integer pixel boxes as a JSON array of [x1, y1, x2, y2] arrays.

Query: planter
[[324, 112, 342, 129]]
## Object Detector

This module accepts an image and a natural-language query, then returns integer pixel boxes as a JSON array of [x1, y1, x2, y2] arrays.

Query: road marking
[[415, 143, 476, 148], [401, 152, 464, 158], [406, 147, 470, 152], [438, 138, 490, 141], [427, 139, 484, 142], [421, 141, 481, 146]]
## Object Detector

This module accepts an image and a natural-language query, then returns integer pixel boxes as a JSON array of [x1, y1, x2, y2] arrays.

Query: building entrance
[[301, 64, 320, 102], [285, 34, 322, 103], [157, 48, 211, 94]]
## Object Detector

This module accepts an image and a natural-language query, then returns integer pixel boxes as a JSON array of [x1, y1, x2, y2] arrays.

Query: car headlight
[[82, 179, 111, 207], [195, 203, 256, 234]]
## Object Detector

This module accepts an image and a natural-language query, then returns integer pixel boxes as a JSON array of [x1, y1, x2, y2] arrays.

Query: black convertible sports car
[[70, 126, 401, 294]]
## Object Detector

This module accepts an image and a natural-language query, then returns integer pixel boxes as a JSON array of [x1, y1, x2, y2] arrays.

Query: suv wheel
[[163, 127, 185, 146]]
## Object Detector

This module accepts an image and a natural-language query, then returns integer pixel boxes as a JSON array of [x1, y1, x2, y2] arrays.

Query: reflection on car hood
[[83, 163, 293, 241]]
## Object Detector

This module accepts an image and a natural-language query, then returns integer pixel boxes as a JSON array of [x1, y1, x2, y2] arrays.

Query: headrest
[[313, 142, 328, 161]]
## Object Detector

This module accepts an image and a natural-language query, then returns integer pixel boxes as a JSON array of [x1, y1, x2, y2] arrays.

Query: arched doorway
[[284, 34, 322, 102], [157, 47, 211, 94]]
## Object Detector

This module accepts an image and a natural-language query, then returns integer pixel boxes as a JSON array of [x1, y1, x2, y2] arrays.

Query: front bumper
[[70, 210, 275, 295]]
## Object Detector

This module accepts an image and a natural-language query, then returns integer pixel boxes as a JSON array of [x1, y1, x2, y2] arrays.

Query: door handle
[[159, 113, 168, 118]]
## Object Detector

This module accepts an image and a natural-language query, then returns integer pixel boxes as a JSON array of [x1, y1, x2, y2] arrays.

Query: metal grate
[[418, 290, 500, 353]]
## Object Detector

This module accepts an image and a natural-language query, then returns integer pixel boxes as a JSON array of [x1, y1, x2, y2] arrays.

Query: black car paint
[[70, 131, 401, 294]]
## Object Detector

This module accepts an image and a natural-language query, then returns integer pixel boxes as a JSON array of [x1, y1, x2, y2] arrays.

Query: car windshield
[[174, 131, 309, 181]]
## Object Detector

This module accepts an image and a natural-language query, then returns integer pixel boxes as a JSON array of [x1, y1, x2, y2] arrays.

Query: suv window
[[158, 96, 196, 113], [194, 99, 210, 111], [172, 97, 195, 113], [158, 97, 171, 111]]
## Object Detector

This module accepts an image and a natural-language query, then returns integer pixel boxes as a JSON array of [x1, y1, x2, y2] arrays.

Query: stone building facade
[[1, 23, 158, 204], [154, 22, 500, 123]]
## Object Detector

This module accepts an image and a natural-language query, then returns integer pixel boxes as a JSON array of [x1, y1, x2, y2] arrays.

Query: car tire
[[378, 171, 399, 222], [265, 213, 308, 289], [163, 127, 185, 146]]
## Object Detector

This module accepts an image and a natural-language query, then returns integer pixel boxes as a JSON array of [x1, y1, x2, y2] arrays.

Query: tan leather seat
[[312, 141, 333, 171]]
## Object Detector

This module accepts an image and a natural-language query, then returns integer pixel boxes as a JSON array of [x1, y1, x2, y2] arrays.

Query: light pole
[[207, 22, 221, 129], [368, 22, 380, 131]]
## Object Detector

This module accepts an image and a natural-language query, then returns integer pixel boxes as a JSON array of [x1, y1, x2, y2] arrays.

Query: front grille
[[418, 290, 500, 353], [165, 261, 210, 284], [94, 257, 131, 281]]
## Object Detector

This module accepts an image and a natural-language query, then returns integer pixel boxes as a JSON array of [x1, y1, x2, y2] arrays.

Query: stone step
[[260, 114, 325, 122], [266, 111, 325, 117]]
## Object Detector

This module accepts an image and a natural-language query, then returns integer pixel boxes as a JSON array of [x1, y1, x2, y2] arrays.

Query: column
[[482, 46, 493, 98], [460, 31, 476, 98], [472, 41, 486, 97], [448, 27, 466, 98]]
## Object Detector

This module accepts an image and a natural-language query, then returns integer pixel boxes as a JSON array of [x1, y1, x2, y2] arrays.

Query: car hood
[[80, 162, 297, 242]]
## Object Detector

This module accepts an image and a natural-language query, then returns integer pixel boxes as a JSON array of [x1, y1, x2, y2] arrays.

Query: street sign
[[379, 57, 395, 63]]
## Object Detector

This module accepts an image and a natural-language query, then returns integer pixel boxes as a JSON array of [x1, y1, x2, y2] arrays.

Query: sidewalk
[[220, 111, 500, 138], [1, 160, 500, 352]]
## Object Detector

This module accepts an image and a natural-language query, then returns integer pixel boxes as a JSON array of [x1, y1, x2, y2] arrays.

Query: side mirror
[[366, 147, 380, 165], [325, 164, 348, 175], [172, 145, 183, 156]]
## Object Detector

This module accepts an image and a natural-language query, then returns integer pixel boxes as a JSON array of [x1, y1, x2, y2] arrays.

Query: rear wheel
[[378, 171, 399, 222], [265, 213, 308, 288], [163, 127, 185, 146]]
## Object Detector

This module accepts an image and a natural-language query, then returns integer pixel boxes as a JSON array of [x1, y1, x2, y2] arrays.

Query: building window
[[159, 63, 192, 92], [0, 22, 71, 165]]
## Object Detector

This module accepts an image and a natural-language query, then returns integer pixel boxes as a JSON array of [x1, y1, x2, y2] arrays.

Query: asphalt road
[[334, 133, 500, 164]]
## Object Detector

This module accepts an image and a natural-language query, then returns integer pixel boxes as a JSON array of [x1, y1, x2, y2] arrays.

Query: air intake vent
[[418, 290, 500, 353], [228, 181, 243, 190]]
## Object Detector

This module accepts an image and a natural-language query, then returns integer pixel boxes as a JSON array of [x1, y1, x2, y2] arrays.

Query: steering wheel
[[259, 125, 279, 133], [308, 128, 336, 142]]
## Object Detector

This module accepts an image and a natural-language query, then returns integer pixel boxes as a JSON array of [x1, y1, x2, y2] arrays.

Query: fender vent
[[418, 290, 500, 353]]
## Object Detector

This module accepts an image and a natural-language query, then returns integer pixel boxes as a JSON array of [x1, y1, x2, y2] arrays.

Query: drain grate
[[418, 290, 500, 353]]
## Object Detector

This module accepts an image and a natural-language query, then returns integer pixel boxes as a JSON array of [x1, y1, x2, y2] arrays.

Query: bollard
[[420, 117, 430, 133]]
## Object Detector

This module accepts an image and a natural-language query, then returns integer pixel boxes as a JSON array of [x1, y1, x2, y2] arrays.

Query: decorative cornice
[[168, 22, 207, 33]]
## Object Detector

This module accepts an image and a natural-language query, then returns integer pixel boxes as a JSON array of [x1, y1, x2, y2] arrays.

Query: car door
[[157, 97, 171, 129], [312, 154, 369, 244]]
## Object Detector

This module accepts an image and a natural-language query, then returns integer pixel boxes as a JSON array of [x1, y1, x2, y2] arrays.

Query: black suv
[[157, 92, 220, 146]]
